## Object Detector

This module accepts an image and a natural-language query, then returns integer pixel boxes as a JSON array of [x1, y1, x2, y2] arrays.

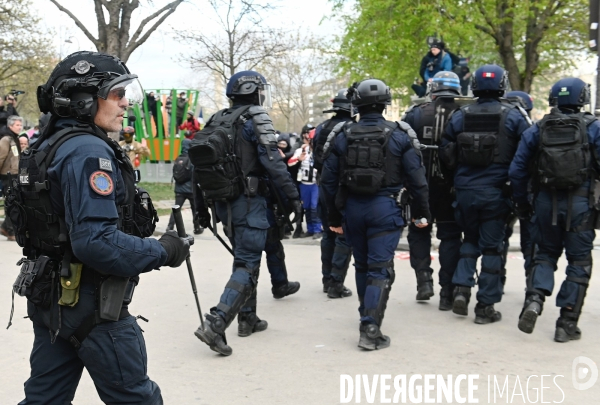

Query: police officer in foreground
[[439, 64, 531, 324], [321, 79, 430, 350], [192, 71, 301, 356], [313, 90, 355, 298], [509, 78, 600, 342], [402, 71, 465, 309], [6, 51, 190, 404]]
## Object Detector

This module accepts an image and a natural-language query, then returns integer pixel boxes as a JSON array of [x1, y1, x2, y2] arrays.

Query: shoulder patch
[[89, 171, 114, 196], [99, 158, 113, 172]]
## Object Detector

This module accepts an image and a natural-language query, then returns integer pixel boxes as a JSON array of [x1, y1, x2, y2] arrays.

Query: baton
[[206, 223, 234, 256], [172, 205, 204, 328]]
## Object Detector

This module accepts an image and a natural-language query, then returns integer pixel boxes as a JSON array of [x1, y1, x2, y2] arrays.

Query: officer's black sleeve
[[396, 132, 430, 218]]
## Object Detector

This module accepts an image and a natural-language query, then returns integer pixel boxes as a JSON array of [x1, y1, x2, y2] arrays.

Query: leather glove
[[514, 201, 533, 221], [158, 231, 191, 267], [195, 209, 211, 229], [328, 205, 343, 228], [288, 199, 303, 222]]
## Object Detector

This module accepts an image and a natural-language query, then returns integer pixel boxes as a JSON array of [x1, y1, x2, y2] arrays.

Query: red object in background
[[134, 154, 140, 168]]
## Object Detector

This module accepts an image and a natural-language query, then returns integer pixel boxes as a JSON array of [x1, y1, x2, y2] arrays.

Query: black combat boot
[[237, 312, 268, 337], [452, 286, 471, 316], [194, 312, 232, 356], [327, 281, 353, 299], [358, 323, 390, 351], [292, 226, 303, 239], [474, 303, 502, 324], [272, 281, 301, 299], [439, 286, 454, 311], [518, 293, 544, 334], [554, 309, 581, 342], [415, 270, 434, 301], [322, 277, 331, 293]]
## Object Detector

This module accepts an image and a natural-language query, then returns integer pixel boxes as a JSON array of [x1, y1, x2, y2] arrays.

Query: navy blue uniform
[[206, 107, 298, 326], [509, 116, 600, 311], [21, 120, 167, 405], [440, 99, 530, 306], [403, 104, 462, 300], [322, 113, 429, 326], [314, 117, 353, 288]]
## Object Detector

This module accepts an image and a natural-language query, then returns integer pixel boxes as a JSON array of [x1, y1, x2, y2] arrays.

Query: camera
[[9, 90, 25, 102]]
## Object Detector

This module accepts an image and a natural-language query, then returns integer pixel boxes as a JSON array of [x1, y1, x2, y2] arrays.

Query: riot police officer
[[321, 79, 430, 350], [402, 71, 465, 310], [6, 51, 190, 404], [192, 71, 301, 356], [313, 89, 354, 298], [509, 78, 600, 342], [439, 64, 531, 324]]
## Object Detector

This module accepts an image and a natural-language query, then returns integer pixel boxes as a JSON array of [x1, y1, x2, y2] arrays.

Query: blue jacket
[[509, 111, 600, 204], [423, 51, 453, 81], [45, 119, 167, 277], [321, 112, 430, 220], [440, 98, 531, 189]]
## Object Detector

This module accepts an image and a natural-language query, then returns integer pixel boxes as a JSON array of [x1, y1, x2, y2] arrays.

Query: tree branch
[[129, 0, 183, 45], [49, 0, 100, 48]]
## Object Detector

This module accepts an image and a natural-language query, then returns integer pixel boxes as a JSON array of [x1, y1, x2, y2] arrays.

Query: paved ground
[[1, 207, 599, 404]]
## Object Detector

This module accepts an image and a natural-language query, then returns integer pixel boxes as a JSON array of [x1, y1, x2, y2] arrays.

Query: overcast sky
[[35, 0, 341, 89]]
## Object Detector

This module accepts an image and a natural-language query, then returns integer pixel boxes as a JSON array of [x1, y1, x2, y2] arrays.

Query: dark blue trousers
[[452, 188, 511, 305], [530, 190, 595, 309], [319, 190, 353, 282], [344, 195, 403, 325], [20, 315, 162, 405]]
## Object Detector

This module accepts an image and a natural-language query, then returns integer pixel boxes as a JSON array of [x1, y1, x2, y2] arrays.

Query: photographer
[[412, 41, 453, 97], [0, 92, 21, 128]]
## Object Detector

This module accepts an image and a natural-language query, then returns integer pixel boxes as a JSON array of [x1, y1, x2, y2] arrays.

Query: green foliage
[[331, 0, 588, 99]]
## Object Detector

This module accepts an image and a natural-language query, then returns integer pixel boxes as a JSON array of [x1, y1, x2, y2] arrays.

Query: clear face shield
[[259, 83, 273, 109], [98, 74, 144, 107]]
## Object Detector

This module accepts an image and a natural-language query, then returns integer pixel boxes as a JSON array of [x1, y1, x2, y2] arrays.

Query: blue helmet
[[226, 70, 267, 98], [549, 77, 590, 108], [430, 71, 461, 97], [471, 64, 508, 96], [505, 90, 533, 112]]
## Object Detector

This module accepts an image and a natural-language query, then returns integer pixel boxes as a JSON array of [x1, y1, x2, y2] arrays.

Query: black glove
[[288, 199, 303, 222], [158, 231, 191, 267], [514, 201, 533, 221], [413, 210, 432, 225], [328, 207, 343, 228], [195, 209, 211, 229]]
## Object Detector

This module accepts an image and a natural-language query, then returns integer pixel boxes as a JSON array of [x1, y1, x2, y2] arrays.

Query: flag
[[198, 107, 204, 125]]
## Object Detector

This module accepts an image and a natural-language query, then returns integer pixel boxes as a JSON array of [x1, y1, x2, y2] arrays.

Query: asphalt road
[[1, 208, 599, 404]]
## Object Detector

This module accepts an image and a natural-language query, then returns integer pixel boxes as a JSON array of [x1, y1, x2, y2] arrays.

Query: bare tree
[[176, 0, 290, 88], [49, 0, 184, 62]]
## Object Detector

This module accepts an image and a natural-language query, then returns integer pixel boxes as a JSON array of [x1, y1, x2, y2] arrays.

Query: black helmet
[[549, 77, 590, 108], [37, 51, 143, 121], [323, 89, 352, 113], [301, 123, 315, 134], [505, 90, 533, 112], [225, 70, 272, 108], [429, 71, 461, 97], [347, 79, 391, 107]]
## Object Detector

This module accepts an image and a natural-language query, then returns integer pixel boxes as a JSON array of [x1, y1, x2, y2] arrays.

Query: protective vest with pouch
[[188, 106, 251, 202], [341, 121, 402, 195], [314, 118, 351, 173], [536, 109, 596, 190], [457, 102, 517, 167]]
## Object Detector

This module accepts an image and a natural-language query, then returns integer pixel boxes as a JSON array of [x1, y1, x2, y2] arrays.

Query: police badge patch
[[89, 171, 114, 196], [99, 158, 113, 172]]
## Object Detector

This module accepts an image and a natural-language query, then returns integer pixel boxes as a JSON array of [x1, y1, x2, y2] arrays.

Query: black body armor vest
[[457, 102, 517, 167], [340, 120, 402, 195]]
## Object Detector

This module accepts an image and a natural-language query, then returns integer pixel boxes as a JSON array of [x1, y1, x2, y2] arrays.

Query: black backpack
[[188, 106, 251, 202], [172, 154, 192, 184], [536, 110, 596, 190]]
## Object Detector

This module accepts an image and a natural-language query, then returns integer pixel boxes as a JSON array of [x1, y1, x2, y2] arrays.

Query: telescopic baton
[[172, 205, 204, 328]]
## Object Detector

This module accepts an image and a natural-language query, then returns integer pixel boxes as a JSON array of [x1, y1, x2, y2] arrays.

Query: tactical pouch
[[98, 276, 130, 321], [58, 263, 83, 307], [13, 255, 56, 308], [457, 133, 496, 166]]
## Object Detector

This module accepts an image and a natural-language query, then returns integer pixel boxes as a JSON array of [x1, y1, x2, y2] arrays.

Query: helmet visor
[[98, 74, 144, 106], [259, 83, 273, 109]]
